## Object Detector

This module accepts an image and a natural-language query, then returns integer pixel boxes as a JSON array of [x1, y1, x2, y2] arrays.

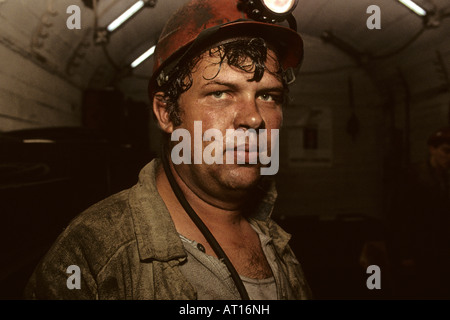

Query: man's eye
[[259, 94, 273, 101], [259, 93, 282, 103], [211, 91, 226, 99]]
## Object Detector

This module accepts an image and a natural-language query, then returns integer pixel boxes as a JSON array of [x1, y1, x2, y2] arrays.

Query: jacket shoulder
[[66, 189, 136, 258], [24, 189, 138, 299]]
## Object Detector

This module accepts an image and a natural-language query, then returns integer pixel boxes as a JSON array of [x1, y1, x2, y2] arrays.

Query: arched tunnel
[[0, 0, 449, 300]]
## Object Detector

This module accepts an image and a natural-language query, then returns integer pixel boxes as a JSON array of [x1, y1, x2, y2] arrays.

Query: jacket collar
[[129, 159, 187, 262], [128, 158, 279, 262]]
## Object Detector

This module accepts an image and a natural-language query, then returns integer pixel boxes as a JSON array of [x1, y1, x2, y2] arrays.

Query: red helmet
[[148, 0, 304, 97]]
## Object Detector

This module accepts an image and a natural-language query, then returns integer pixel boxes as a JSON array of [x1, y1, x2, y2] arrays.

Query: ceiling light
[[22, 139, 55, 144], [107, 0, 145, 32], [131, 45, 156, 68], [398, 0, 427, 17]]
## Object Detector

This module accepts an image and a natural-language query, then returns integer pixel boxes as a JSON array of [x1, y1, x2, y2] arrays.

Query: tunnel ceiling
[[0, 0, 449, 102]]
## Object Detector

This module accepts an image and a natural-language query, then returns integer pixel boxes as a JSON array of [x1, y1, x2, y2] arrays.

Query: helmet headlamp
[[239, 0, 299, 25]]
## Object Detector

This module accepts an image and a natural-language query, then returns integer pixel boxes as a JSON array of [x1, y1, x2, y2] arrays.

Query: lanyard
[[161, 146, 250, 300]]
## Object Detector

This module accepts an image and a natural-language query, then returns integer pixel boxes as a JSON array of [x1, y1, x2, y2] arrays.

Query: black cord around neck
[[161, 146, 250, 300]]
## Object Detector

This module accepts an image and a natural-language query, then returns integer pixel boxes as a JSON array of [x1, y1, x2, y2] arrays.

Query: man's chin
[[221, 165, 262, 190]]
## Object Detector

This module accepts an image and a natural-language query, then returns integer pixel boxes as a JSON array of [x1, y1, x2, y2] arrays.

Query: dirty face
[[429, 143, 450, 171], [169, 48, 284, 206]]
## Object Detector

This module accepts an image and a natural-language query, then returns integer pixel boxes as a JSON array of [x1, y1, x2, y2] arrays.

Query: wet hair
[[155, 37, 288, 127]]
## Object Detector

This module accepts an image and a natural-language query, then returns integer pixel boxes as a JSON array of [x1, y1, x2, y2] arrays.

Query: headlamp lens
[[262, 0, 296, 14]]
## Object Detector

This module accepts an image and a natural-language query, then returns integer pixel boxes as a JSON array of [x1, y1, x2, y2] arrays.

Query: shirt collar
[[128, 158, 279, 261]]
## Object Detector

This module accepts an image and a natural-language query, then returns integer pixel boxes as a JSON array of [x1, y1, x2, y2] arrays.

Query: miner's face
[[164, 48, 284, 205]]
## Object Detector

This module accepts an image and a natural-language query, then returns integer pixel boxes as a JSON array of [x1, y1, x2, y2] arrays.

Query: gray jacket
[[24, 159, 311, 299]]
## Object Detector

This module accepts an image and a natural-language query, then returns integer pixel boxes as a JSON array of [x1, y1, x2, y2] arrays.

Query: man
[[24, 0, 311, 300], [389, 126, 450, 299]]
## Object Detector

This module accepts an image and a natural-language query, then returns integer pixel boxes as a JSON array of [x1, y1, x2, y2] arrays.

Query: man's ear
[[153, 92, 174, 134]]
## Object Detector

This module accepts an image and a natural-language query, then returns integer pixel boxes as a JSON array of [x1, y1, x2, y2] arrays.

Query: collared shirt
[[24, 159, 311, 300], [178, 221, 297, 300]]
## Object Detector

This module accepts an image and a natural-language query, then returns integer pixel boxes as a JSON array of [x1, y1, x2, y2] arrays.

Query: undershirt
[[178, 220, 294, 300]]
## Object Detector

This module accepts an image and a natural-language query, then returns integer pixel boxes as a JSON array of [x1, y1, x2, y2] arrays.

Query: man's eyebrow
[[202, 80, 239, 90], [259, 86, 285, 93], [202, 80, 284, 92]]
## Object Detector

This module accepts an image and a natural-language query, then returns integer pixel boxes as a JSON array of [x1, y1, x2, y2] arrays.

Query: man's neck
[[155, 160, 267, 264], [155, 162, 247, 232]]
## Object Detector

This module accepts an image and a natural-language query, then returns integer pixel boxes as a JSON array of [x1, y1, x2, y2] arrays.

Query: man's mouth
[[224, 143, 263, 164]]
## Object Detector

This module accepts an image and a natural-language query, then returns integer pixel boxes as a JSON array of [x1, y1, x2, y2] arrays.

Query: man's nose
[[233, 96, 265, 130]]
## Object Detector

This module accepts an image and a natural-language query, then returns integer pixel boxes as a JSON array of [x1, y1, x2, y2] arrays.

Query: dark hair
[[155, 37, 289, 127]]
